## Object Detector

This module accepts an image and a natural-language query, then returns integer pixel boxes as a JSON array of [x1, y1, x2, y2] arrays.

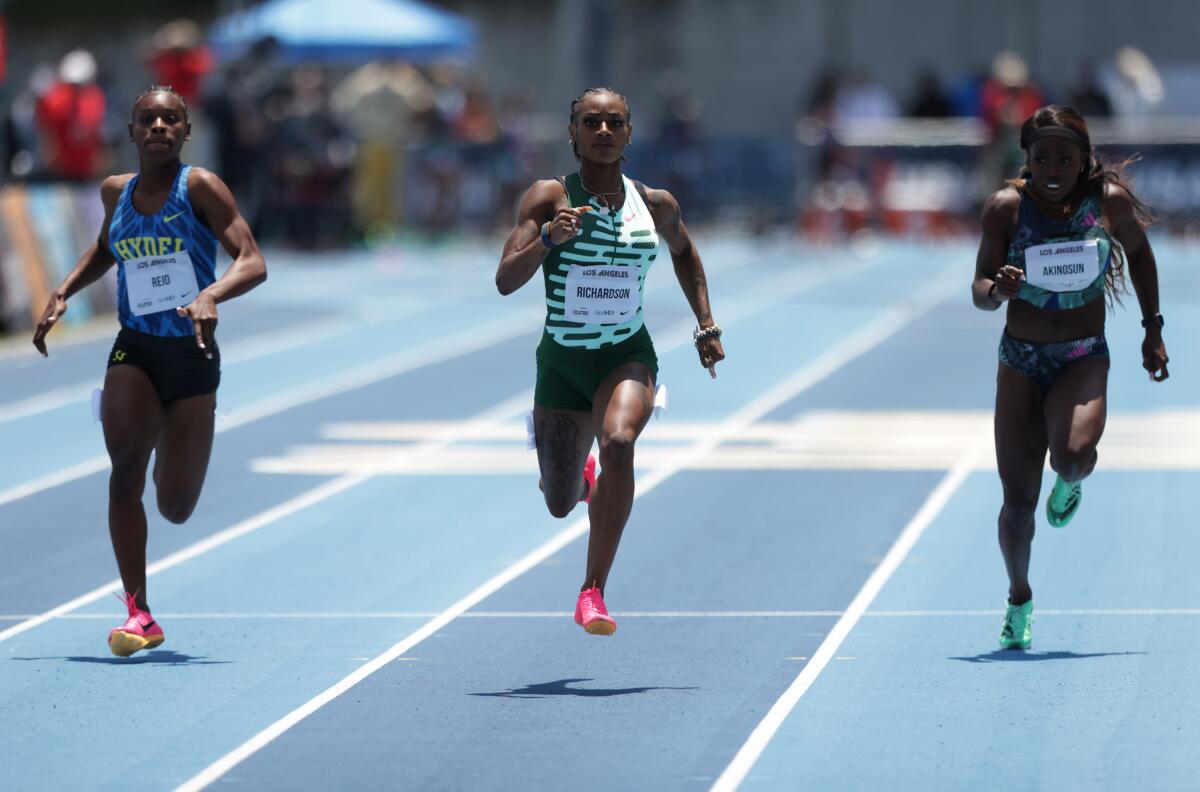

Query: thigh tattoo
[[536, 410, 585, 501]]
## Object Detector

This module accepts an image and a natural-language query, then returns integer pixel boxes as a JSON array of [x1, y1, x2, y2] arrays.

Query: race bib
[[1024, 239, 1100, 293], [125, 251, 201, 316], [563, 265, 640, 324]]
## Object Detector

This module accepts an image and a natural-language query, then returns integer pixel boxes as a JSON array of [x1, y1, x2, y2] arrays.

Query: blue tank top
[[108, 164, 219, 337], [1005, 187, 1112, 311]]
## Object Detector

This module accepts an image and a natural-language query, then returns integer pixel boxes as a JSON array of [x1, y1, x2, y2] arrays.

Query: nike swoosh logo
[[163, 211, 186, 222], [179, 291, 192, 299]]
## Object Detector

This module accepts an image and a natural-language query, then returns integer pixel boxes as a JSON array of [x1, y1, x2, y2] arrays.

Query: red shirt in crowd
[[36, 81, 107, 180]]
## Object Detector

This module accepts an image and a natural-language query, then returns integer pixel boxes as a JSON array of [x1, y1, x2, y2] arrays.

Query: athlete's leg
[[584, 361, 656, 594], [1044, 356, 1109, 483], [533, 406, 594, 518], [152, 392, 217, 524], [994, 364, 1048, 606], [102, 365, 163, 612]]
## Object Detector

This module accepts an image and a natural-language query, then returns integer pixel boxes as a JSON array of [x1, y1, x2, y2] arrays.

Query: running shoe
[[108, 591, 165, 657], [581, 454, 597, 504], [574, 586, 617, 635], [999, 600, 1033, 650], [1046, 475, 1082, 528]]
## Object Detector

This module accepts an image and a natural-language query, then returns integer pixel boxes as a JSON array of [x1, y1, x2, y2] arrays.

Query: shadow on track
[[12, 650, 230, 666], [471, 677, 698, 699], [949, 650, 1147, 664]]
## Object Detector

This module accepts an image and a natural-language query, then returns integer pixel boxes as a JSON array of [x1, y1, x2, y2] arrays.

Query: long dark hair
[[1013, 105, 1156, 305]]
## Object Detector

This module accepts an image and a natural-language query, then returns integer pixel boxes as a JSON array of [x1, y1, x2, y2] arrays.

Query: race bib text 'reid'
[[125, 251, 201, 316]]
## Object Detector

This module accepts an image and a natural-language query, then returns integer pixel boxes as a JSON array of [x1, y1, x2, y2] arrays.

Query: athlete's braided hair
[[131, 85, 189, 122], [569, 87, 630, 160]]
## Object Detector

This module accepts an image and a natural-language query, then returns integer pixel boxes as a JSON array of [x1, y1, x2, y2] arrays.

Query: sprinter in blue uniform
[[32, 86, 267, 656]]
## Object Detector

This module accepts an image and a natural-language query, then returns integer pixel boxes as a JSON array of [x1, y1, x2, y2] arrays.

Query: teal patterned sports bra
[[1005, 187, 1112, 310]]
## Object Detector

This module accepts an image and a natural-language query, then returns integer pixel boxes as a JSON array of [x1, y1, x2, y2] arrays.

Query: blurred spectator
[[272, 66, 356, 248], [908, 70, 953, 118], [5, 63, 55, 179], [656, 72, 703, 212], [978, 51, 1043, 197], [834, 70, 899, 119], [948, 65, 989, 117], [1068, 61, 1112, 117], [332, 61, 433, 238], [412, 62, 467, 234], [146, 19, 213, 105], [979, 51, 1044, 137], [205, 47, 277, 234], [35, 49, 109, 182], [496, 88, 535, 227], [1102, 46, 1165, 117]]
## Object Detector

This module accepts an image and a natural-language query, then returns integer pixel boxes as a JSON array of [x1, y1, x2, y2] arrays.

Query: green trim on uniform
[[535, 325, 658, 412]]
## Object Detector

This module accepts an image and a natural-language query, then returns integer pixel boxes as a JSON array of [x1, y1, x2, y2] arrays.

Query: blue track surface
[[1, 235, 1197, 791]]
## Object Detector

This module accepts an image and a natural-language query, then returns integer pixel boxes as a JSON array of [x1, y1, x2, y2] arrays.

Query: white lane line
[[175, 280, 957, 792], [709, 449, 978, 792], [0, 311, 540, 508], [0, 475, 369, 644], [0, 316, 356, 425], [10, 608, 1200, 621], [0, 389, 536, 646], [0, 253, 877, 507], [1, 258, 894, 639]]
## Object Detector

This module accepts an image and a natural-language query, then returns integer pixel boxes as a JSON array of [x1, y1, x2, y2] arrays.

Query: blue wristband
[[540, 222, 558, 250]]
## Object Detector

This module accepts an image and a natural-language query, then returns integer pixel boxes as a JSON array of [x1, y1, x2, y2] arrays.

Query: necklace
[[580, 173, 624, 209]]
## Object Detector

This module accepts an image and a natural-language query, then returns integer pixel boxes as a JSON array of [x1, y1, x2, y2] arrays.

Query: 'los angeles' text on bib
[[1023, 239, 1100, 293], [563, 265, 640, 324], [125, 251, 201, 316]]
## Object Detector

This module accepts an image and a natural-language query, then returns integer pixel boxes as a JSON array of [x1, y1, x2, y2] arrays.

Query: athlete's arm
[[182, 168, 268, 355], [496, 179, 587, 295], [639, 183, 725, 373], [1105, 183, 1168, 381], [32, 176, 126, 356], [973, 188, 1022, 311]]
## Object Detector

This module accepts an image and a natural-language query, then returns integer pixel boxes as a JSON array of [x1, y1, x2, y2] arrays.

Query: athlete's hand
[[32, 292, 68, 357], [177, 294, 218, 360], [697, 335, 725, 379], [546, 206, 593, 246], [991, 265, 1025, 301], [1142, 330, 1169, 382]]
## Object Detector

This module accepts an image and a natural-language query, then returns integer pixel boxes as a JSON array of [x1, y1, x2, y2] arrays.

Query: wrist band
[[693, 324, 722, 347], [540, 222, 558, 250], [987, 282, 998, 301]]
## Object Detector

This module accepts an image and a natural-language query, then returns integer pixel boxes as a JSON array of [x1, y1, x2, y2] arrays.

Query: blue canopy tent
[[209, 0, 476, 64]]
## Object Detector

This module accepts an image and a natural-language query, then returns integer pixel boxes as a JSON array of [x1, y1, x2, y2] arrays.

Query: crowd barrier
[[0, 182, 115, 335]]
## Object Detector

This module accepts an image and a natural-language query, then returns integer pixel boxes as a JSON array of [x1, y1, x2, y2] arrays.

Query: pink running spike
[[574, 586, 617, 635], [108, 591, 165, 657], [581, 454, 597, 504]]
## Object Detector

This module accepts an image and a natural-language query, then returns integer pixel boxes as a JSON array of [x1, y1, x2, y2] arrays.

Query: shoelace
[[111, 588, 150, 626]]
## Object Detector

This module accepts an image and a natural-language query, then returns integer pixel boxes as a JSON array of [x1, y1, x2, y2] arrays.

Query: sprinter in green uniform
[[497, 87, 724, 635]]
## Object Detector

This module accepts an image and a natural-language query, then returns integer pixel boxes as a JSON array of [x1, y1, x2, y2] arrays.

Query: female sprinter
[[972, 105, 1168, 649], [32, 86, 267, 656], [496, 87, 724, 635]]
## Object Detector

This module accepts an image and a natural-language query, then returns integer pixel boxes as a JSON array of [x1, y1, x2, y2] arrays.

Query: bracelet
[[986, 282, 998, 302], [693, 324, 722, 347], [540, 222, 558, 250]]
